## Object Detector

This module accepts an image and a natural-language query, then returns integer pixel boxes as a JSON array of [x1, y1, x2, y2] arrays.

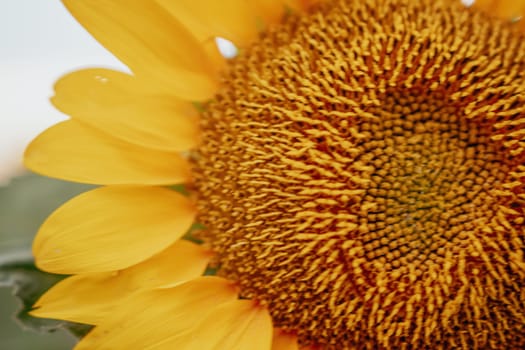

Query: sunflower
[[24, 0, 525, 349]]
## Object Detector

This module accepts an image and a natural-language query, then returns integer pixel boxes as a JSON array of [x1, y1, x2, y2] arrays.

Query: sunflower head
[[193, 0, 525, 347], [24, 0, 525, 349]]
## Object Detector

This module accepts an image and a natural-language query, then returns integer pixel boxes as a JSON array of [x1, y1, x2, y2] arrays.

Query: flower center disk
[[190, 0, 525, 348]]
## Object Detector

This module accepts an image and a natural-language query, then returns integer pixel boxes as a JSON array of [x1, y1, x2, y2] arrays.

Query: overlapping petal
[[282, 0, 326, 12], [62, 0, 218, 100], [33, 186, 196, 274], [74, 277, 243, 349], [473, 0, 525, 29], [52, 69, 200, 152], [157, 0, 259, 46], [31, 240, 211, 324], [31, 272, 126, 325], [121, 239, 213, 289], [251, 0, 289, 25], [173, 300, 273, 350], [24, 120, 191, 185]]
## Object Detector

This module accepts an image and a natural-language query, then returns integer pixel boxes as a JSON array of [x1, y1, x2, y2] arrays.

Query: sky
[[0, 1, 124, 183]]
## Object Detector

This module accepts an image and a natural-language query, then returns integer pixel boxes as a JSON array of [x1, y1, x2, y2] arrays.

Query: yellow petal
[[75, 277, 239, 350], [298, 0, 326, 9], [122, 239, 213, 289], [281, 0, 304, 11], [33, 186, 195, 274], [155, 0, 212, 42], [272, 329, 299, 350], [280, 0, 318, 12], [52, 69, 200, 152], [31, 272, 126, 325], [62, 0, 218, 101], [252, 0, 287, 25], [202, 38, 228, 73], [473, 0, 525, 20], [24, 120, 191, 185], [157, 0, 259, 46], [174, 300, 273, 350], [31, 240, 211, 324], [250, 0, 324, 28]]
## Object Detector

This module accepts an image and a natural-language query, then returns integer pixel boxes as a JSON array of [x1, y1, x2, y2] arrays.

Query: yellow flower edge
[[473, 0, 525, 31], [24, 0, 525, 349]]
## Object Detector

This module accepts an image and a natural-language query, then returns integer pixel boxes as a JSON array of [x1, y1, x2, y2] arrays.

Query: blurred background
[[0, 1, 123, 349]]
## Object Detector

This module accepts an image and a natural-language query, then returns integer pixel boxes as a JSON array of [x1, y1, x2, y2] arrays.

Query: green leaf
[[0, 173, 94, 339], [0, 287, 76, 350], [0, 257, 93, 339], [0, 258, 64, 331]]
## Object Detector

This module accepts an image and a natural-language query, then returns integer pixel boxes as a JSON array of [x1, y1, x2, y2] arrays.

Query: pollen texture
[[190, 0, 525, 348]]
